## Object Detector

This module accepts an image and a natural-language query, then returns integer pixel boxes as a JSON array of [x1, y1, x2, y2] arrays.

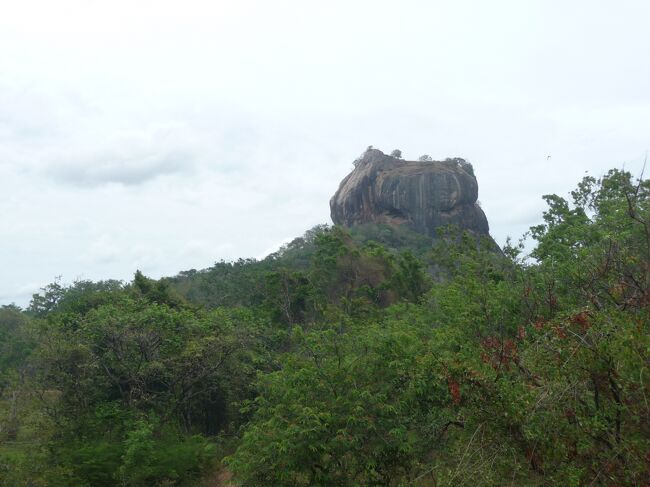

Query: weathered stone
[[330, 149, 491, 238]]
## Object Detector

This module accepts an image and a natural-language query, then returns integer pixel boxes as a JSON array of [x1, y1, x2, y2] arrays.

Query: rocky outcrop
[[330, 149, 491, 238]]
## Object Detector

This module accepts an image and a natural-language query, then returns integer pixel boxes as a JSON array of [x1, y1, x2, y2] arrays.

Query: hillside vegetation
[[1, 169, 648, 486]]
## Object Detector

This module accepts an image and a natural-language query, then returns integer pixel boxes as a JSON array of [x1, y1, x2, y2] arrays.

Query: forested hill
[[166, 148, 495, 310], [1, 169, 649, 486], [164, 222, 437, 310]]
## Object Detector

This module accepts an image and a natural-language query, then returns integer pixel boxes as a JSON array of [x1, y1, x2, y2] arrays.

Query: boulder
[[330, 149, 490, 238]]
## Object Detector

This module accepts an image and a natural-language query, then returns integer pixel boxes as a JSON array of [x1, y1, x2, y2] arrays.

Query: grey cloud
[[47, 147, 194, 187]]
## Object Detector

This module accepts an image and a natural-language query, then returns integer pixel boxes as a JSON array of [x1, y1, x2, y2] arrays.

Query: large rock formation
[[330, 149, 491, 238]]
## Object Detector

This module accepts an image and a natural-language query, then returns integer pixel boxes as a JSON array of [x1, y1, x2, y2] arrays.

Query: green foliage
[[227, 169, 649, 485], [227, 324, 435, 486], [166, 259, 270, 308], [116, 417, 214, 486], [28, 279, 126, 326], [2, 168, 649, 485], [0, 305, 34, 389], [167, 225, 331, 309], [132, 271, 186, 308], [348, 222, 435, 259], [4, 272, 273, 485], [48, 418, 215, 486]]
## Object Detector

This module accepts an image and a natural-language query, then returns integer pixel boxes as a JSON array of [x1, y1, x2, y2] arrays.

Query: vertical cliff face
[[330, 149, 491, 238]]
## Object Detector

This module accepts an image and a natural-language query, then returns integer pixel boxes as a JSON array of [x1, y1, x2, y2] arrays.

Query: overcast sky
[[1, 0, 649, 306]]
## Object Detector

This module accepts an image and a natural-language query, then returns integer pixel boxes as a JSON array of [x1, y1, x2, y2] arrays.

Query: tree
[[228, 169, 650, 485], [390, 149, 402, 159], [28, 278, 65, 316], [418, 154, 433, 162], [25, 277, 265, 486], [227, 324, 438, 486]]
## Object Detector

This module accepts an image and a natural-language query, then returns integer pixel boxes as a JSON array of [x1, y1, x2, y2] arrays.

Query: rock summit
[[330, 148, 491, 238]]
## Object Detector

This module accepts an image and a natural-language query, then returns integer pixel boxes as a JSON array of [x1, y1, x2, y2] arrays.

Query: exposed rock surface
[[330, 149, 491, 238]]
